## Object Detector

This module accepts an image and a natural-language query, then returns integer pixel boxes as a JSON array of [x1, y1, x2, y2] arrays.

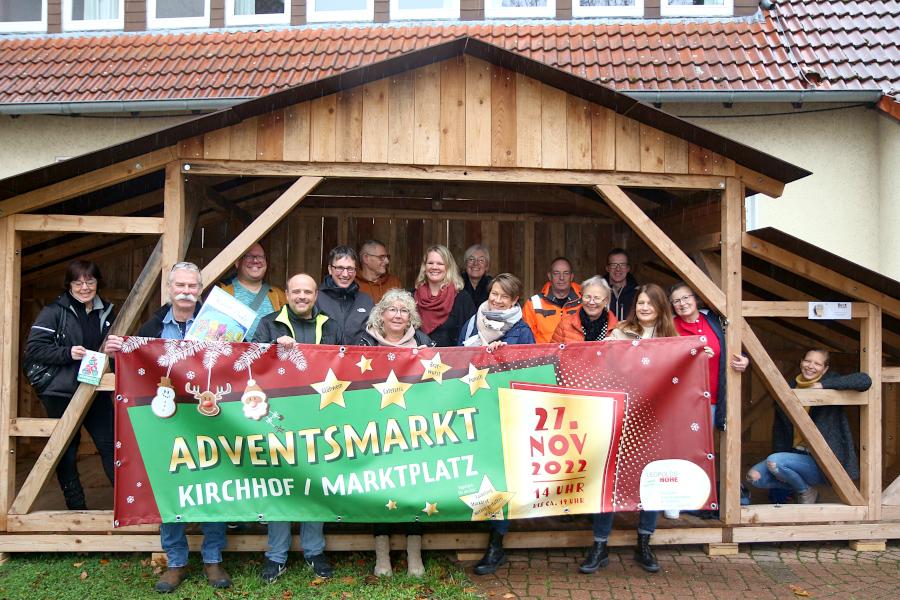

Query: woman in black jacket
[[23, 260, 116, 509]]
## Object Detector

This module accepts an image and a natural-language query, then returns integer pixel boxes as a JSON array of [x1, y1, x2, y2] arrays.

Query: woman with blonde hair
[[413, 244, 476, 346]]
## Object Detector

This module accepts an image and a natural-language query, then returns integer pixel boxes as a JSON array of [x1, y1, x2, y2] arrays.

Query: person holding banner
[[23, 260, 117, 510], [217, 242, 287, 341], [356, 289, 435, 577], [316, 245, 374, 345], [253, 273, 338, 583], [580, 283, 679, 575], [745, 349, 871, 504], [459, 273, 535, 349], [550, 276, 618, 344], [413, 244, 476, 347]]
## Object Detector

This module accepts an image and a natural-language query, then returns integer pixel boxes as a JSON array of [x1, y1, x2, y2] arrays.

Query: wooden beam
[[740, 504, 870, 525], [720, 178, 743, 526], [6, 511, 156, 533], [793, 389, 869, 406], [742, 301, 869, 319], [161, 162, 186, 304], [13, 215, 164, 235], [694, 250, 722, 288], [182, 160, 728, 190], [743, 233, 900, 320], [9, 239, 164, 515], [200, 177, 324, 290], [741, 320, 866, 506], [883, 474, 900, 505], [96, 372, 116, 392], [594, 184, 726, 314], [0, 217, 21, 529], [733, 164, 785, 198], [860, 303, 882, 519], [9, 418, 56, 437], [732, 522, 900, 543], [0, 147, 176, 217], [883, 366, 900, 383]]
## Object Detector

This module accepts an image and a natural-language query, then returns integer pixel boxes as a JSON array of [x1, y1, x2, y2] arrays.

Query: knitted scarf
[[795, 372, 825, 388], [579, 307, 609, 341], [473, 302, 522, 345], [414, 283, 457, 334], [366, 324, 418, 348]]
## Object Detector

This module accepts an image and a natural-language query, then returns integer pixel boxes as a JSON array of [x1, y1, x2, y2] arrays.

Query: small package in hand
[[77, 350, 107, 385]]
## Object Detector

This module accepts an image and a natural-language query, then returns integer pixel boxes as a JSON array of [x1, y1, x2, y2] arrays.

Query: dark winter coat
[[315, 276, 375, 345], [356, 330, 436, 347], [458, 315, 536, 346], [136, 303, 201, 338], [253, 306, 340, 345], [461, 273, 493, 310], [772, 370, 872, 480], [604, 272, 639, 321], [701, 309, 730, 431], [421, 291, 476, 347], [24, 292, 115, 400]]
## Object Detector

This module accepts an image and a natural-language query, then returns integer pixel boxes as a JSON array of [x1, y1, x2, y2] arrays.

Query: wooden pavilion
[[0, 38, 897, 557]]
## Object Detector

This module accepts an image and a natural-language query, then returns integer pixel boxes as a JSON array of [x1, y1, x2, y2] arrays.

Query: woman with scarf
[[550, 276, 618, 344], [23, 260, 117, 509], [463, 273, 537, 576], [356, 289, 435, 577], [459, 273, 535, 348], [745, 349, 870, 504], [413, 245, 476, 347]]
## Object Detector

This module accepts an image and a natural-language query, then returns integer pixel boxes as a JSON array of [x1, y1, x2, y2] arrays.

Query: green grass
[[0, 552, 482, 600]]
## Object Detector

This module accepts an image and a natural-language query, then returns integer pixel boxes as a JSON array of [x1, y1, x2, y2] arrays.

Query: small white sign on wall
[[808, 301, 852, 320]]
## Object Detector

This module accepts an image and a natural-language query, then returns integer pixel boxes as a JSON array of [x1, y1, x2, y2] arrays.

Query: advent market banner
[[113, 337, 717, 527]]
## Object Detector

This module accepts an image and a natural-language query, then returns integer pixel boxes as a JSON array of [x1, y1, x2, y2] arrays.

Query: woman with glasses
[[315, 245, 374, 345], [460, 244, 493, 309], [413, 245, 476, 347], [23, 260, 117, 509], [550, 276, 618, 344], [355, 289, 435, 576]]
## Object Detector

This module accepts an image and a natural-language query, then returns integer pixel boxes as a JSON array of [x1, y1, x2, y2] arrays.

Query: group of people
[[23, 240, 871, 593]]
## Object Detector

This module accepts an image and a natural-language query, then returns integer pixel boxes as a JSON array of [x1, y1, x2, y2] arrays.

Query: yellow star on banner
[[419, 352, 451, 384], [422, 501, 439, 517], [458, 475, 515, 521], [373, 370, 413, 410], [355, 355, 373, 374], [385, 499, 398, 510], [460, 363, 491, 396], [311, 368, 351, 409]]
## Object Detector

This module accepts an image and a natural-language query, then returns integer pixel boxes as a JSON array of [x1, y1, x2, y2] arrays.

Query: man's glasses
[[242, 254, 266, 263], [365, 253, 390, 262], [330, 265, 357, 273], [607, 262, 629, 269]]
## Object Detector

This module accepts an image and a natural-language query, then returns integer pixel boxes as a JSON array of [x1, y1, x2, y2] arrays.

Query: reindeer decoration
[[185, 382, 231, 417]]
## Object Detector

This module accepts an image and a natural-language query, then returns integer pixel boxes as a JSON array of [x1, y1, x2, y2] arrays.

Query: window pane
[[0, 1, 41, 21], [397, 0, 445, 9], [501, 0, 547, 6], [314, 0, 367, 11], [71, 0, 119, 20], [578, 0, 636, 5], [156, 0, 204, 18], [234, 0, 285, 15]]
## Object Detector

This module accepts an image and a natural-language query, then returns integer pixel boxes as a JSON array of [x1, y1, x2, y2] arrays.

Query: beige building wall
[[2, 104, 897, 280]]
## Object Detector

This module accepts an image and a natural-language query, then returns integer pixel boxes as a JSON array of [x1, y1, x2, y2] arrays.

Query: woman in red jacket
[[550, 276, 618, 344]]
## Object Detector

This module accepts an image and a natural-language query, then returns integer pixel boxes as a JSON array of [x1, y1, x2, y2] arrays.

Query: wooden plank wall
[[182, 57, 734, 177]]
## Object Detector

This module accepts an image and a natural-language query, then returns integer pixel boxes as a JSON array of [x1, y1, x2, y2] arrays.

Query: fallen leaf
[[140, 558, 151, 567], [309, 577, 326, 587], [464, 588, 478, 594], [72, 562, 84, 568], [502, 594, 516, 599], [152, 566, 162, 575], [340, 576, 356, 585], [790, 585, 812, 597], [79, 571, 88, 580], [99, 559, 110, 566], [341, 593, 353, 599], [281, 591, 294, 599]]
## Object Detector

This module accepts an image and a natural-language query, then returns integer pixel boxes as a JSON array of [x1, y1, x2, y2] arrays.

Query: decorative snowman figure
[[151, 376, 177, 418], [241, 379, 269, 420]]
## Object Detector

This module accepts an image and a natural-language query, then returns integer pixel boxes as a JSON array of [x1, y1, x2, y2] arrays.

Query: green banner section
[[130, 364, 557, 523]]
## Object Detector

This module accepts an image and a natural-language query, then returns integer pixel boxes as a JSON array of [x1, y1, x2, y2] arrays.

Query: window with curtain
[[306, 0, 374, 23], [0, 0, 46, 32], [148, 0, 209, 28], [225, 0, 290, 24], [660, 0, 733, 16], [484, 0, 556, 19], [572, 0, 643, 18], [390, 0, 459, 21], [63, 0, 124, 30]]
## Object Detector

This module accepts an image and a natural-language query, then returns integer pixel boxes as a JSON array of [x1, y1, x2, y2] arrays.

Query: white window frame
[[0, 0, 47, 33], [660, 0, 733, 17], [147, 0, 211, 29], [572, 0, 643, 18], [224, 0, 291, 26], [389, 0, 459, 21], [62, 0, 125, 31], [484, 0, 556, 19], [306, 0, 374, 23]]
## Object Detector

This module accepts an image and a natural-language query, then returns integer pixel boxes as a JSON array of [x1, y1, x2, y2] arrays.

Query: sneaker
[[305, 553, 334, 578], [261, 559, 287, 584]]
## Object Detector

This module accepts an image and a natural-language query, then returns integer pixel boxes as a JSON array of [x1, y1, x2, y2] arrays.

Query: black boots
[[61, 478, 87, 510], [578, 541, 609, 574], [473, 530, 507, 575], [633, 533, 659, 573]]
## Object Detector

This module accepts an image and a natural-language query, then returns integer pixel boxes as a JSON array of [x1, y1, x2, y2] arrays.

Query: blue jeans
[[265, 522, 326, 564], [592, 510, 658, 541], [747, 451, 825, 493], [159, 522, 227, 568]]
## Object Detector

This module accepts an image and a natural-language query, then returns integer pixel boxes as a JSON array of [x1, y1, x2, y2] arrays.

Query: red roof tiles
[[0, 1, 896, 106]]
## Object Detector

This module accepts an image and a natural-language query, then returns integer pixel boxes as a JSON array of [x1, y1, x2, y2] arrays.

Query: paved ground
[[464, 541, 900, 599]]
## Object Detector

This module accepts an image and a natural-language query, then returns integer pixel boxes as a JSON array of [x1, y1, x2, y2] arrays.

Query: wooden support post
[[161, 162, 187, 304], [741, 320, 866, 506], [200, 177, 324, 289], [9, 239, 165, 515], [523, 220, 535, 296], [860, 304, 882, 520], [704, 543, 739, 556], [0, 217, 21, 530], [720, 178, 743, 525], [594, 184, 726, 314]]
